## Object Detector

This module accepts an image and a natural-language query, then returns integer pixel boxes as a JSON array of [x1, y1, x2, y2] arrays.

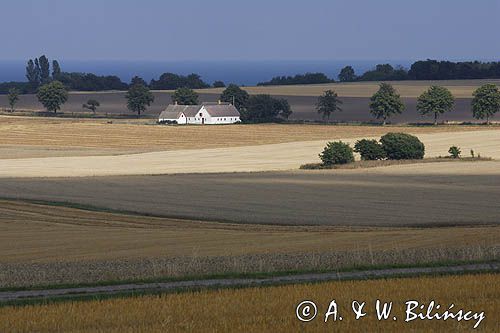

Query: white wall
[[159, 113, 187, 124]]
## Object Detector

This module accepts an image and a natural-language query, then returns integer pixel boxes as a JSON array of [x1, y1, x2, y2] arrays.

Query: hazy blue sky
[[1, 0, 499, 61]]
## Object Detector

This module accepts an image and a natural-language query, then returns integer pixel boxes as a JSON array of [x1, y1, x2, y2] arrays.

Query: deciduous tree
[[338, 66, 356, 82], [82, 99, 100, 114], [171, 87, 199, 105], [416, 85, 454, 125], [36, 81, 68, 113], [126, 83, 154, 117], [471, 84, 500, 124], [369, 83, 405, 125], [7, 88, 20, 112], [220, 84, 249, 110], [316, 90, 342, 122]]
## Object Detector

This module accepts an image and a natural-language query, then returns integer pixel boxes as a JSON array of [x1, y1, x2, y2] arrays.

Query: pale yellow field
[[2, 200, 498, 263], [1, 273, 497, 332], [193, 79, 500, 98], [1, 116, 493, 153], [1, 127, 499, 177]]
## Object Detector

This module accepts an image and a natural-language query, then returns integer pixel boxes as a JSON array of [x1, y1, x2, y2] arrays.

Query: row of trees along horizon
[[5, 76, 499, 125], [1, 56, 500, 94], [316, 83, 500, 125]]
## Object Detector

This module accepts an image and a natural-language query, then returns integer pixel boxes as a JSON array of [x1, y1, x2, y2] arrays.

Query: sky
[[1, 0, 499, 61]]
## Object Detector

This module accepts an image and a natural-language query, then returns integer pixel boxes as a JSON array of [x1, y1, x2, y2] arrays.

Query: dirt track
[[0, 130, 499, 178], [0, 263, 497, 303]]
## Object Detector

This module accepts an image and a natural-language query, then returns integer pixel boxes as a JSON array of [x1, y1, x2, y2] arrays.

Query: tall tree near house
[[471, 84, 500, 124], [220, 84, 249, 110], [316, 90, 343, 122], [369, 83, 405, 125], [82, 99, 100, 114], [416, 85, 454, 125], [7, 88, 20, 112], [125, 82, 154, 117], [38, 55, 51, 84], [34, 58, 41, 84], [171, 87, 199, 105], [52, 60, 61, 79], [26, 59, 40, 88], [36, 81, 68, 113], [338, 66, 356, 82]]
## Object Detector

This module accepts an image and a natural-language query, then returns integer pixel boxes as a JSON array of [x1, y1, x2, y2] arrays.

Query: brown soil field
[[1, 166, 499, 227], [1, 79, 499, 122], [1, 273, 497, 332]]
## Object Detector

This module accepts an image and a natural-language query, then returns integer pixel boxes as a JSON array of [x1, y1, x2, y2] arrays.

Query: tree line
[[0, 55, 223, 94], [167, 84, 292, 122], [316, 83, 500, 124], [258, 60, 500, 85], [3, 56, 500, 94], [7, 76, 292, 122]]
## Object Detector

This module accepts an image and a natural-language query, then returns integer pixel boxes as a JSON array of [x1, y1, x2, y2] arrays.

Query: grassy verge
[[300, 156, 493, 170], [1, 258, 496, 294], [1, 260, 497, 308]]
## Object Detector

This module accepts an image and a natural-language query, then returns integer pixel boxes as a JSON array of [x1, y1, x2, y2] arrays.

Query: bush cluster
[[354, 139, 386, 160], [319, 133, 426, 166], [379, 133, 425, 160], [319, 141, 354, 166]]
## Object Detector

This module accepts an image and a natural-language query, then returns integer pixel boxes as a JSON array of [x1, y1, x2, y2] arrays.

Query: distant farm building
[[158, 102, 241, 125]]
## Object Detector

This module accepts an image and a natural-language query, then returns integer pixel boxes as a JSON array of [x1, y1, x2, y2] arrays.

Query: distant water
[[0, 59, 412, 86]]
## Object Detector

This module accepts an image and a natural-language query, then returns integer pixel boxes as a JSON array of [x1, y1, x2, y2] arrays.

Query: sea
[[0, 59, 412, 86]]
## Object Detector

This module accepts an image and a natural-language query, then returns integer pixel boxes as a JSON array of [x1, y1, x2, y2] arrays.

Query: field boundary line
[[0, 262, 497, 303]]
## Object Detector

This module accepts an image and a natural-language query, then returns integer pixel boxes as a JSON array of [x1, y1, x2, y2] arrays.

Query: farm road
[[0, 263, 497, 303]]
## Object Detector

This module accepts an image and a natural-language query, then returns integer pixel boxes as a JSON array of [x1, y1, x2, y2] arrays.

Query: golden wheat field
[[0, 116, 495, 156], [1, 273, 497, 332], [0, 199, 498, 288]]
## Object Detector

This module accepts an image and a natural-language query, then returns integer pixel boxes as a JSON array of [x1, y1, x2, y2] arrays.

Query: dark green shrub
[[319, 141, 354, 166], [448, 146, 461, 158], [380, 133, 425, 160], [354, 139, 386, 160]]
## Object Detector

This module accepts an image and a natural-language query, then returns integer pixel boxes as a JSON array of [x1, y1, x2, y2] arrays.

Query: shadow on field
[[0, 171, 499, 226]]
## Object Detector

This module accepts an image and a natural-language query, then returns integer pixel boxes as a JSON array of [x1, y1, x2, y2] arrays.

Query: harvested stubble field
[[199, 79, 500, 98], [1, 166, 499, 226], [1, 116, 500, 177], [0, 116, 493, 153], [0, 199, 498, 288], [1, 273, 498, 332]]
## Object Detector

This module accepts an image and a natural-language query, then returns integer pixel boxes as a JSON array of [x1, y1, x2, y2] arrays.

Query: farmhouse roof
[[159, 105, 201, 119], [160, 104, 240, 119], [203, 104, 240, 117]]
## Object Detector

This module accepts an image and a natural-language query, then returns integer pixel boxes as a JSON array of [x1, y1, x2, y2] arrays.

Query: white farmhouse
[[158, 102, 241, 125]]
